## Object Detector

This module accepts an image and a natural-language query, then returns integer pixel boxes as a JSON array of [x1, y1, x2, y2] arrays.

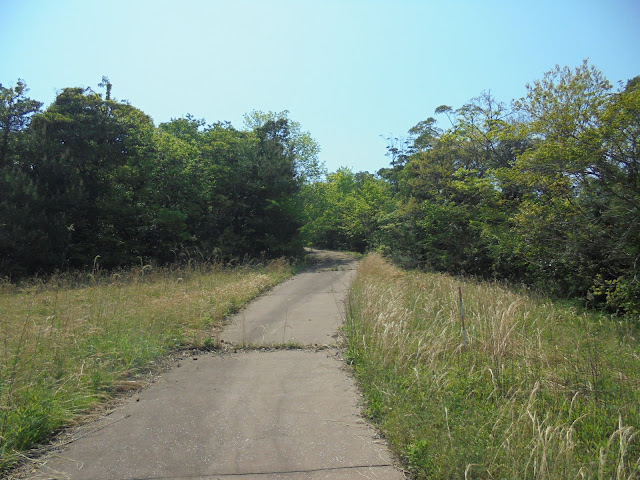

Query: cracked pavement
[[23, 250, 406, 480]]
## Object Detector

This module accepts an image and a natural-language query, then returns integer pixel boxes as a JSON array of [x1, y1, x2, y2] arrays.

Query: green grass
[[0, 259, 294, 473], [345, 254, 640, 479]]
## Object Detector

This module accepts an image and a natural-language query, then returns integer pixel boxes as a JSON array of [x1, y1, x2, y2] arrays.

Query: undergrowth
[[0, 258, 294, 473], [345, 253, 640, 479]]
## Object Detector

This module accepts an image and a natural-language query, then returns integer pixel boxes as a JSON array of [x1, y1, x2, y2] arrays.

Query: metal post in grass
[[458, 286, 468, 348]]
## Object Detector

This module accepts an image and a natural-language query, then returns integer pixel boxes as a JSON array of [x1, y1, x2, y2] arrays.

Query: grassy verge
[[345, 254, 640, 479], [0, 259, 294, 472]]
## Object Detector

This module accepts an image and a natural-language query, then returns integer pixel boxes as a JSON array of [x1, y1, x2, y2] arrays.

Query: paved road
[[222, 250, 356, 346], [25, 250, 405, 480]]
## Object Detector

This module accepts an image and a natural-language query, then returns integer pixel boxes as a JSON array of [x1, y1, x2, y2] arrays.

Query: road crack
[[131, 463, 399, 479]]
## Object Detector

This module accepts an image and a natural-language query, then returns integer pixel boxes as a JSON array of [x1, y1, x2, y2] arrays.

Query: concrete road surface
[[222, 250, 357, 346], [23, 250, 406, 480]]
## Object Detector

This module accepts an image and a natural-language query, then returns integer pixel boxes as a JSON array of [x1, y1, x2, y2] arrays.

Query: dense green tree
[[202, 118, 303, 257], [22, 87, 156, 269], [0, 79, 313, 276], [0, 80, 42, 167], [155, 115, 305, 259], [145, 127, 201, 260], [511, 64, 639, 307], [0, 81, 43, 275], [301, 168, 393, 252], [592, 77, 640, 312], [371, 61, 639, 313], [376, 92, 522, 274], [244, 110, 325, 183], [158, 114, 206, 144]]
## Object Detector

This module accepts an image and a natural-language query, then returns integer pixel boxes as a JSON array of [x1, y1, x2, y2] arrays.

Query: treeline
[[302, 61, 640, 315], [3, 63, 639, 314], [0, 78, 322, 276]]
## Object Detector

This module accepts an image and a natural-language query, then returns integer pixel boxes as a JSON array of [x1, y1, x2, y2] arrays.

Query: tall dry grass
[[0, 259, 293, 472], [345, 253, 640, 479]]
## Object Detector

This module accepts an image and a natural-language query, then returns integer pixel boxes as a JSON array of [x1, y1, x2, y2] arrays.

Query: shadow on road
[[304, 248, 359, 272]]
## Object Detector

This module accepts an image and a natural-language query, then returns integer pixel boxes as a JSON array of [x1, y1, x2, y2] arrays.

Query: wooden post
[[458, 286, 467, 348]]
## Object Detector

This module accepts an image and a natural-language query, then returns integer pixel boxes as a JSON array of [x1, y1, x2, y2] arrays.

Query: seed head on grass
[[0, 258, 294, 474], [345, 253, 640, 479]]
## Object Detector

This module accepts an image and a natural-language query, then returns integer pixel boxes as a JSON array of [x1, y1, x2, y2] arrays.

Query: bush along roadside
[[344, 254, 640, 479]]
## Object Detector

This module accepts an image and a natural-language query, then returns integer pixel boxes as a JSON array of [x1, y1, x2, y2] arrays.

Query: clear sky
[[2, 0, 639, 174]]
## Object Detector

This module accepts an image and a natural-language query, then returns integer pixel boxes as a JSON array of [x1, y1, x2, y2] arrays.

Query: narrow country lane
[[22, 250, 406, 480], [222, 249, 356, 346]]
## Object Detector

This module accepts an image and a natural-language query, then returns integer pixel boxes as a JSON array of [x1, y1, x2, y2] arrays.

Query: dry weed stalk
[[0, 259, 293, 472], [346, 254, 640, 479]]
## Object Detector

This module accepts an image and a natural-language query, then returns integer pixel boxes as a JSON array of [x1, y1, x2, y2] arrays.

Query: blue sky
[[2, 0, 639, 174]]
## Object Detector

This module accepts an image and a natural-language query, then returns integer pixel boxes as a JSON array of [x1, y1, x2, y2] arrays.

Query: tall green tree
[[1, 80, 316, 276], [301, 168, 393, 252], [23, 86, 156, 269], [0, 81, 42, 275], [244, 110, 325, 183], [0, 80, 41, 167], [511, 62, 617, 295], [380, 93, 522, 274]]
